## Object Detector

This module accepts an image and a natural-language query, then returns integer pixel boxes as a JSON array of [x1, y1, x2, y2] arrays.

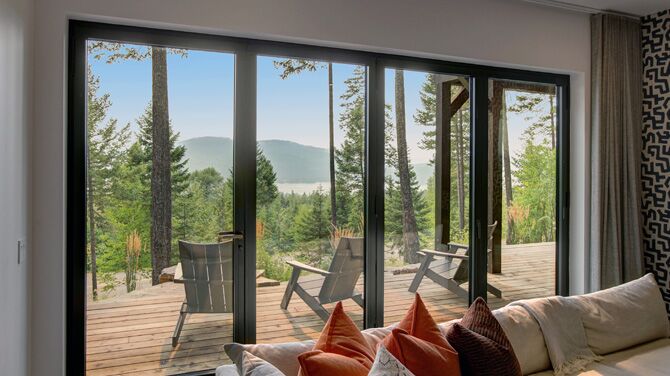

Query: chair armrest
[[420, 249, 467, 260], [447, 242, 469, 251], [286, 260, 332, 276]]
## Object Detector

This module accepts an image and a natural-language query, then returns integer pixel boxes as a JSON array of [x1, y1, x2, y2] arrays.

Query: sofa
[[217, 274, 670, 375]]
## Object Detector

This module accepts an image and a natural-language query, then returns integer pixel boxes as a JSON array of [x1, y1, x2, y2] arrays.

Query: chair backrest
[[179, 240, 233, 313], [318, 237, 364, 304], [453, 221, 498, 282]]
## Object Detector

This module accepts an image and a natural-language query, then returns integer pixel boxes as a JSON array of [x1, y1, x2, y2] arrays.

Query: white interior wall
[[31, 0, 591, 374], [0, 0, 33, 374]]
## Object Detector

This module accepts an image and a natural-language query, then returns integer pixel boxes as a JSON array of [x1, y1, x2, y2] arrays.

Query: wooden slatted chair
[[408, 222, 502, 299], [172, 240, 233, 347], [280, 237, 364, 321]]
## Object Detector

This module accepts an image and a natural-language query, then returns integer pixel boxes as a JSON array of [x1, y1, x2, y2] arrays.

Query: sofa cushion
[[216, 364, 239, 376], [528, 338, 670, 376], [224, 341, 314, 376], [575, 273, 670, 355], [493, 305, 551, 375], [238, 351, 286, 376]]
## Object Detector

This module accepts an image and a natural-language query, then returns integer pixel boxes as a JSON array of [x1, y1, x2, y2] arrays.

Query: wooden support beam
[[450, 88, 469, 115], [435, 80, 452, 247], [488, 82, 503, 274]]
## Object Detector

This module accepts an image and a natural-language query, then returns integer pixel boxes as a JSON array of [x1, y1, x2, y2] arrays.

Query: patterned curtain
[[590, 14, 644, 290]]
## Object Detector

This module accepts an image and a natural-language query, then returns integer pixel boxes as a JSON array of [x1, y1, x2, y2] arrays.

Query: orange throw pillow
[[382, 294, 461, 375], [384, 328, 461, 375], [297, 302, 375, 376], [383, 293, 459, 352]]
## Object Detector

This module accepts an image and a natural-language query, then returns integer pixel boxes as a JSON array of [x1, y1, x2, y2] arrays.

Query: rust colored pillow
[[446, 297, 522, 376], [381, 294, 461, 375], [384, 328, 461, 376], [383, 293, 458, 352], [297, 302, 375, 376], [298, 350, 369, 376]]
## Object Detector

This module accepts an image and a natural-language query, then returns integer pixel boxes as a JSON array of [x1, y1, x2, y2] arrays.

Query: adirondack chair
[[280, 237, 364, 321], [408, 222, 502, 300], [172, 240, 233, 347]]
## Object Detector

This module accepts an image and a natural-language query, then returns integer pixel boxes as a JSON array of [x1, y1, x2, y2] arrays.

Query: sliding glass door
[[486, 79, 559, 307], [255, 56, 368, 341], [383, 70, 472, 325], [82, 40, 239, 373], [69, 21, 569, 376]]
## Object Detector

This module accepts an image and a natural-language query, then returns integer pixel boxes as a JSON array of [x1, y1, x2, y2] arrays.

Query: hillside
[[179, 136, 433, 186]]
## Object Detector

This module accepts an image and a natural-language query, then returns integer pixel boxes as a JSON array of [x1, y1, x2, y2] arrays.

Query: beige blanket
[[512, 297, 602, 376]]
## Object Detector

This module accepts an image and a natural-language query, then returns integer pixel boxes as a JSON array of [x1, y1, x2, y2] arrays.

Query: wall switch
[[17, 239, 25, 265]]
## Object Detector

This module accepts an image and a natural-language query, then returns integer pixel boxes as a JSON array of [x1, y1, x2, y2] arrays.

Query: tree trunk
[[549, 95, 556, 150], [328, 63, 337, 229], [456, 109, 466, 231], [86, 153, 98, 300], [394, 70, 421, 264], [501, 92, 515, 244], [150, 47, 172, 285]]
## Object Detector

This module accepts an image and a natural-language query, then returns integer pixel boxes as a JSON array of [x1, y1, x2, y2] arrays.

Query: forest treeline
[[86, 45, 556, 299]]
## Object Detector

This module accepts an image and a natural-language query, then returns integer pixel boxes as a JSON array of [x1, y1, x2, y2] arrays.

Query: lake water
[[277, 182, 330, 194]]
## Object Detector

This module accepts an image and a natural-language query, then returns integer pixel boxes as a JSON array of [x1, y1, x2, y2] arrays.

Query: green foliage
[[257, 146, 279, 208], [385, 168, 431, 249], [511, 133, 556, 243]]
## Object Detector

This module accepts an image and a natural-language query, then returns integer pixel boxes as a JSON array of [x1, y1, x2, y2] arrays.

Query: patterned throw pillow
[[446, 297, 522, 376], [369, 345, 415, 376]]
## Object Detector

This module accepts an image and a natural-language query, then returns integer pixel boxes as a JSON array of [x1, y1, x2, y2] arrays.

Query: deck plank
[[86, 243, 555, 375]]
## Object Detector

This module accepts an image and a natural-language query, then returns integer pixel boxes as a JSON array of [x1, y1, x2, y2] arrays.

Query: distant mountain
[[179, 137, 329, 183], [179, 136, 433, 186]]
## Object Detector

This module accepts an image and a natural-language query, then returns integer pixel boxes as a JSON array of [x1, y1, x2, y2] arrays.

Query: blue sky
[[88, 43, 551, 166]]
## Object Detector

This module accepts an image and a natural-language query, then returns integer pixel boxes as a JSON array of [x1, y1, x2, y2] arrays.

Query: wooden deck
[[86, 243, 555, 375]]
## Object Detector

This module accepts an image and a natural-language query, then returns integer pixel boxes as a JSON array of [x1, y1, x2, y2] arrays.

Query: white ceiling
[[530, 0, 669, 16]]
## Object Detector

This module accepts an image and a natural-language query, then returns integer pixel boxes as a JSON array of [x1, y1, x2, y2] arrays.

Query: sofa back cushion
[[575, 273, 670, 355], [493, 305, 551, 375]]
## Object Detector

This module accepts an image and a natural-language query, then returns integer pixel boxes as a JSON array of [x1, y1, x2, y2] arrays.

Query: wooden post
[[435, 79, 452, 248], [488, 82, 503, 274]]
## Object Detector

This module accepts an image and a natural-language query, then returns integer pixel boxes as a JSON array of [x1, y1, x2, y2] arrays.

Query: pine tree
[[86, 70, 130, 300], [293, 187, 331, 262], [256, 145, 279, 209], [415, 74, 437, 160], [335, 66, 367, 232], [394, 69, 422, 264]]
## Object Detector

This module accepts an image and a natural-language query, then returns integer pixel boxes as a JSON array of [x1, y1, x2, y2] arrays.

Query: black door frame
[[67, 20, 570, 375]]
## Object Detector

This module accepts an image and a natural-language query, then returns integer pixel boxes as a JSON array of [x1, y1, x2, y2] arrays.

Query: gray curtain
[[590, 14, 644, 291]]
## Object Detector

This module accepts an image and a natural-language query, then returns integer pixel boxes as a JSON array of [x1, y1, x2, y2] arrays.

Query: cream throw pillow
[[575, 273, 670, 355]]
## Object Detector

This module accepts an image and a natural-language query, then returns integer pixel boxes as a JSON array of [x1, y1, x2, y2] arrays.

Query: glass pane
[[486, 79, 557, 310], [383, 70, 471, 325], [85, 41, 236, 373], [256, 57, 366, 342]]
